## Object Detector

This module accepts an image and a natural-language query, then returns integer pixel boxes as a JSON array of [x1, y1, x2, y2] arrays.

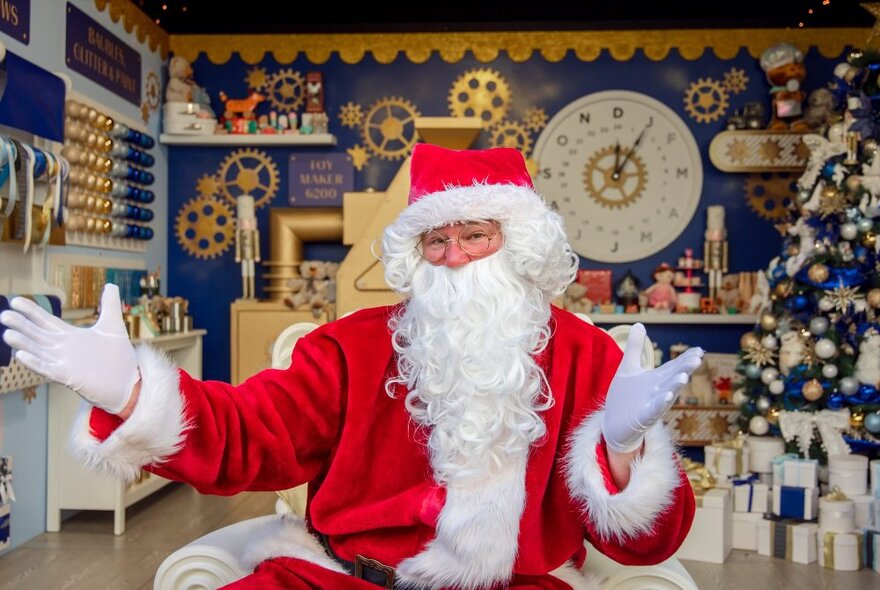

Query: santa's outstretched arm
[[566, 324, 701, 564]]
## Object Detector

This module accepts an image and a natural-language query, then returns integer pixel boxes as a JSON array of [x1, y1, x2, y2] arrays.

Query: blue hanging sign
[[288, 153, 353, 207], [64, 3, 140, 105], [0, 0, 29, 44]]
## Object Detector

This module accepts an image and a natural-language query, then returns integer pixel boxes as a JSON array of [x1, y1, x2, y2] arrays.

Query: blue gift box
[[772, 485, 818, 520]]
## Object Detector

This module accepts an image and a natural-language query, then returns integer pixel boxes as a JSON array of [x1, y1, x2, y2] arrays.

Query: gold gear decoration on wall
[[347, 144, 370, 171], [217, 148, 280, 209], [448, 68, 512, 130], [745, 173, 797, 221], [489, 121, 533, 156], [362, 96, 421, 161], [339, 102, 365, 128], [722, 68, 749, 94], [196, 174, 222, 197], [264, 69, 306, 112], [246, 66, 269, 90], [175, 196, 235, 260], [523, 107, 548, 132], [583, 145, 648, 209], [684, 78, 729, 124]]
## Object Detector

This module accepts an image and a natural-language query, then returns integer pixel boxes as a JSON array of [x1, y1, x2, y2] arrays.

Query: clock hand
[[613, 141, 621, 177], [614, 126, 648, 176]]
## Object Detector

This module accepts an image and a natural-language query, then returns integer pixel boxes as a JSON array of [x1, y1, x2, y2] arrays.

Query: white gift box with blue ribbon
[[782, 457, 818, 488], [772, 485, 819, 520], [732, 474, 769, 513]]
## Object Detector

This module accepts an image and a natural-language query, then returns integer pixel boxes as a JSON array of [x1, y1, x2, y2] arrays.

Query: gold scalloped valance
[[170, 28, 866, 65], [93, 0, 169, 58]]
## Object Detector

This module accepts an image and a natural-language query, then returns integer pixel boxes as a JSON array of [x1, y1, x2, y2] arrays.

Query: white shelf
[[588, 313, 758, 325], [159, 133, 337, 146]]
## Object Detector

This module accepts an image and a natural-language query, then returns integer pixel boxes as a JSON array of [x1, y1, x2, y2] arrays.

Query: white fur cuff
[[241, 514, 346, 574], [565, 410, 679, 543], [69, 343, 190, 483]]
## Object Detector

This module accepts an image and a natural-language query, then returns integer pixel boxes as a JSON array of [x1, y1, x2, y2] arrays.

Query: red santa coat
[[73, 305, 694, 589]]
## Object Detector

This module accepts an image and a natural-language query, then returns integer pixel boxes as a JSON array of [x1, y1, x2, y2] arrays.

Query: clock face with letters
[[533, 90, 703, 262]]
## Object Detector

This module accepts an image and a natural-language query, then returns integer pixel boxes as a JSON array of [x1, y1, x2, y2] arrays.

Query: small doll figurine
[[759, 42, 809, 131], [644, 263, 677, 312], [614, 270, 641, 313], [235, 195, 261, 300]]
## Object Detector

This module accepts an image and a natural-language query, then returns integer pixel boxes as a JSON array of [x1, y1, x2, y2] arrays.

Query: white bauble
[[761, 334, 779, 350], [750, 415, 770, 436], [732, 388, 748, 407], [769, 379, 786, 395], [818, 297, 835, 312], [839, 376, 860, 396], [761, 367, 780, 384], [815, 338, 837, 359], [840, 223, 858, 240], [822, 364, 839, 379]]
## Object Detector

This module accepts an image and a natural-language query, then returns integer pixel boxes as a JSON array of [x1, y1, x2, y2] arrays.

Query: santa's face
[[418, 221, 503, 268]]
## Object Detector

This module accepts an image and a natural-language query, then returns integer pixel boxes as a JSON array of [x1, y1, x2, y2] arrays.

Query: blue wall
[[169, 43, 848, 381]]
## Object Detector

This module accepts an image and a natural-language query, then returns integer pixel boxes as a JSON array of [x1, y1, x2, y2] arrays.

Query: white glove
[[601, 323, 704, 454], [0, 284, 139, 414]]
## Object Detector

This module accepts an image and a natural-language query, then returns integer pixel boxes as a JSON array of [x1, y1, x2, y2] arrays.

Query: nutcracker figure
[[235, 195, 260, 300], [704, 205, 728, 303]]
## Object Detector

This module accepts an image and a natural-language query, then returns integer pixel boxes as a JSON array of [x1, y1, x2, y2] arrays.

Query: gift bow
[[778, 408, 851, 457], [824, 485, 848, 502], [682, 458, 717, 491]]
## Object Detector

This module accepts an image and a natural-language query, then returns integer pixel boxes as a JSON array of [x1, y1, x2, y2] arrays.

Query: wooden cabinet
[[46, 330, 205, 535], [230, 300, 328, 385]]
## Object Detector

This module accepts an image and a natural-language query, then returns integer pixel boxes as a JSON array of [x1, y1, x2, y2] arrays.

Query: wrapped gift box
[[675, 488, 732, 564], [818, 495, 855, 533], [772, 485, 818, 520], [757, 519, 818, 564], [865, 529, 879, 574], [851, 494, 873, 530], [732, 478, 769, 513], [828, 454, 868, 496], [0, 503, 8, 551], [705, 442, 750, 479], [818, 529, 863, 571], [870, 459, 879, 496], [746, 436, 785, 474], [782, 457, 819, 489], [771, 453, 799, 488], [733, 512, 762, 551]]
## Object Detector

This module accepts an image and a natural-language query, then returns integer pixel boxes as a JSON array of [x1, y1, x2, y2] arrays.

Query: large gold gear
[[448, 68, 512, 130], [583, 145, 648, 209], [217, 148, 280, 209], [339, 101, 364, 128], [489, 120, 533, 156], [175, 196, 235, 260], [684, 78, 729, 124], [523, 107, 548, 132], [362, 96, 421, 161], [264, 69, 306, 112], [722, 68, 749, 94], [246, 67, 269, 90], [744, 173, 797, 221]]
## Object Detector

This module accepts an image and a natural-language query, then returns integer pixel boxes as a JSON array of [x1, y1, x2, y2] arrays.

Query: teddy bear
[[563, 281, 594, 315], [284, 260, 331, 317], [855, 329, 880, 388], [165, 56, 215, 117], [759, 42, 810, 131], [716, 274, 741, 312], [802, 87, 836, 132]]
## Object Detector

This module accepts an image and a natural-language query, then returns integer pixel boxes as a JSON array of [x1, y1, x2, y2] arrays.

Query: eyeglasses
[[416, 222, 502, 263]]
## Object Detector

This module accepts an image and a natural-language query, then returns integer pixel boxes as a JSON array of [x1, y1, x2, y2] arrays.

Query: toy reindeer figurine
[[235, 195, 260, 300], [704, 205, 728, 304]]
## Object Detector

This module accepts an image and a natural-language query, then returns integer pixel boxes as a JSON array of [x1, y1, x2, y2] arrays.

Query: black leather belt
[[319, 534, 397, 589]]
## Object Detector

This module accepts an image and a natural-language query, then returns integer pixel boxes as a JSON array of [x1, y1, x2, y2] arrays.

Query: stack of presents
[[675, 436, 879, 573]]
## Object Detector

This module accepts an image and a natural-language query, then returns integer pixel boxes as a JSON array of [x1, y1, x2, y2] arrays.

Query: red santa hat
[[388, 143, 549, 240]]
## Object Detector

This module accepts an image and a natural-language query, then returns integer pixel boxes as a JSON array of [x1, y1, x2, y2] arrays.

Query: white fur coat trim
[[565, 410, 679, 543], [395, 452, 528, 590], [69, 343, 190, 483], [550, 562, 602, 590], [389, 183, 549, 238], [241, 513, 347, 575]]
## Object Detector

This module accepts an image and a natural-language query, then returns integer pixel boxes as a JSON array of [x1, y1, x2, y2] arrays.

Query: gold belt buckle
[[354, 554, 395, 589]]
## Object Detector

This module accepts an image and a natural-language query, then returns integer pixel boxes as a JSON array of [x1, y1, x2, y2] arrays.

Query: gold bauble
[[786, 244, 800, 257], [863, 232, 877, 248], [845, 175, 862, 193], [760, 313, 778, 332], [802, 379, 824, 401], [775, 280, 791, 297], [740, 332, 760, 349], [808, 263, 830, 283], [868, 288, 880, 308], [100, 219, 112, 234], [850, 409, 865, 429], [767, 405, 781, 425], [821, 185, 840, 199]]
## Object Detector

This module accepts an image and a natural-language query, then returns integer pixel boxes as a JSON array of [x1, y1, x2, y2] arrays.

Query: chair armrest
[[584, 542, 698, 590], [153, 514, 280, 590]]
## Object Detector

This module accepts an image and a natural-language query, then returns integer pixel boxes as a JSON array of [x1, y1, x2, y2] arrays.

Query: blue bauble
[[826, 392, 845, 409], [745, 364, 762, 379], [865, 412, 880, 434], [821, 162, 837, 179], [785, 295, 809, 311]]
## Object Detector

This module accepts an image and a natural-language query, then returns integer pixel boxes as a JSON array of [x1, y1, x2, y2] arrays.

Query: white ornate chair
[[154, 318, 698, 590]]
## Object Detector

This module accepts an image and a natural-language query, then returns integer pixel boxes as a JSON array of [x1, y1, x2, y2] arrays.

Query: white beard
[[387, 251, 553, 485]]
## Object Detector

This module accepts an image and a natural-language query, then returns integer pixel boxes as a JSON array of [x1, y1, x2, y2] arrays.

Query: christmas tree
[[736, 47, 880, 460]]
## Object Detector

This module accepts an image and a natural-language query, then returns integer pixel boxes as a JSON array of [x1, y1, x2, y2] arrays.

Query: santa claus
[[0, 144, 701, 590]]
